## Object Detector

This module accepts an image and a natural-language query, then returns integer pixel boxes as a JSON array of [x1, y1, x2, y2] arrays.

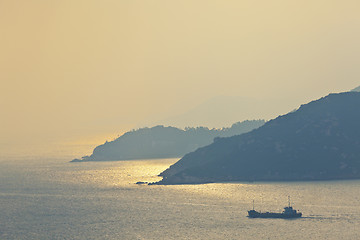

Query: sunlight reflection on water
[[1, 158, 360, 239]]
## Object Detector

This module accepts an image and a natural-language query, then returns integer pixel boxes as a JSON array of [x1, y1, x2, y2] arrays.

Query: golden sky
[[1, 0, 360, 154]]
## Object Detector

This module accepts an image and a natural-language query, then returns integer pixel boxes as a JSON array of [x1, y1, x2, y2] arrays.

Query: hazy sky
[[1, 0, 360, 155]]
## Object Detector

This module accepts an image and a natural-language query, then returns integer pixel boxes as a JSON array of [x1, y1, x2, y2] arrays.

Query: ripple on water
[[1, 158, 360, 239]]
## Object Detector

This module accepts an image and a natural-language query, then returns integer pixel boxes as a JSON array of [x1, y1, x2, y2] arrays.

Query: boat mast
[[288, 196, 291, 207], [252, 199, 254, 210]]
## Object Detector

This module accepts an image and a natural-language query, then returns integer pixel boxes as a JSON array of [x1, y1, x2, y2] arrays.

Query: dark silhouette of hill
[[71, 120, 265, 162], [156, 92, 360, 185]]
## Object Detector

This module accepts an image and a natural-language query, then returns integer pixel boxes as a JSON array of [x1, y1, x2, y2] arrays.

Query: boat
[[247, 196, 302, 219]]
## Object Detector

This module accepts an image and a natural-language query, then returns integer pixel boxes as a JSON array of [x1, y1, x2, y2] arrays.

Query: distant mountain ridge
[[352, 86, 360, 92], [71, 120, 265, 162], [156, 92, 360, 185], [147, 95, 302, 129]]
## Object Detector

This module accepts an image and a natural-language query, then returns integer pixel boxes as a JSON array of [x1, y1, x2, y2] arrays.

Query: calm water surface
[[1, 157, 360, 239]]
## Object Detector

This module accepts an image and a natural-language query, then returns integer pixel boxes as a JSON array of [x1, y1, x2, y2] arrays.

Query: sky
[[1, 0, 360, 157]]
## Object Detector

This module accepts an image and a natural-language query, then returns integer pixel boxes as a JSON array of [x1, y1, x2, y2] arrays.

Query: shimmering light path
[[1, 158, 360, 239]]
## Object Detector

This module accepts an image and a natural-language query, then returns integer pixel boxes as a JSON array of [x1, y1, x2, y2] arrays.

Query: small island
[[71, 120, 264, 162]]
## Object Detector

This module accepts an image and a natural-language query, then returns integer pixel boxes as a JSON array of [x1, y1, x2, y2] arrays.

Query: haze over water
[[2, 1, 360, 239], [1, 154, 360, 240], [2, 0, 360, 156]]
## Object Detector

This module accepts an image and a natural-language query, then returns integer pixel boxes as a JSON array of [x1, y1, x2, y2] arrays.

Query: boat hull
[[248, 210, 302, 219]]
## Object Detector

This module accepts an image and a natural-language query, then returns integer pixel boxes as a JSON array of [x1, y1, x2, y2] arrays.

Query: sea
[[1, 147, 360, 239]]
